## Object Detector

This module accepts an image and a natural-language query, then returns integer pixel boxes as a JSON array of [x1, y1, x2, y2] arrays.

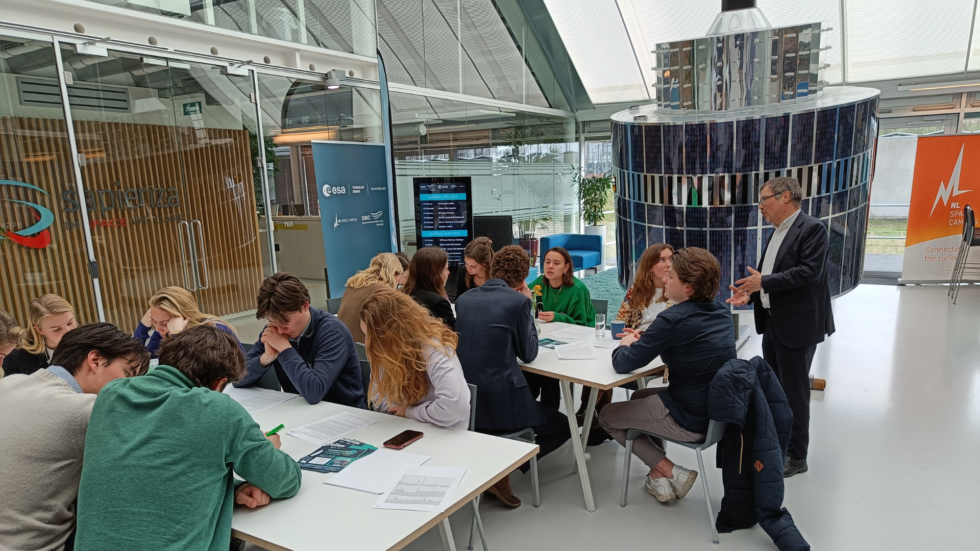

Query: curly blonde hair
[[360, 289, 458, 407], [345, 252, 403, 290]]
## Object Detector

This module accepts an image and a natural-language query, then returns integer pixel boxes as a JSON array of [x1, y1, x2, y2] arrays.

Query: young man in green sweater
[[75, 325, 302, 551]]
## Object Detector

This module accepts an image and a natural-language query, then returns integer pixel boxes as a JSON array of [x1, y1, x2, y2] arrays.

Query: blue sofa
[[539, 234, 603, 272]]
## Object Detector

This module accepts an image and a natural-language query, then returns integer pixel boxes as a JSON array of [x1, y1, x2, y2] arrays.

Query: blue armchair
[[540, 234, 603, 272]]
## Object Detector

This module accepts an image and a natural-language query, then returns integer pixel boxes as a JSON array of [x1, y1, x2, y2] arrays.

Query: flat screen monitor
[[413, 177, 473, 268]]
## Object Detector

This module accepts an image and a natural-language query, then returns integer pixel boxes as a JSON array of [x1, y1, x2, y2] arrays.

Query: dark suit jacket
[[751, 211, 836, 349], [455, 279, 544, 430], [410, 289, 456, 330]]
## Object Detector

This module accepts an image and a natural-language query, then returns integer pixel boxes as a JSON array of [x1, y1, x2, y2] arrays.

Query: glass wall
[[83, 0, 379, 57], [389, 91, 579, 265], [0, 36, 101, 326]]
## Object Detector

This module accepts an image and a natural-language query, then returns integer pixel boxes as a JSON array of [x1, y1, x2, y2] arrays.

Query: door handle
[[177, 221, 196, 291], [193, 219, 210, 290]]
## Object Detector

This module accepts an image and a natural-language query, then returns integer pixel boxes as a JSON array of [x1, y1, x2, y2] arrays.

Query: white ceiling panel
[[845, 0, 976, 82], [543, 0, 649, 104]]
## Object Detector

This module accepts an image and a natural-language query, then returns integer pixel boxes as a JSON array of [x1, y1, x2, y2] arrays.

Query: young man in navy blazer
[[728, 176, 835, 477]]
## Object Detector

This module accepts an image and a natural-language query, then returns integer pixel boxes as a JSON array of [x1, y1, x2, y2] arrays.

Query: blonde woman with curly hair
[[338, 252, 404, 343], [359, 289, 470, 429], [135, 286, 241, 358], [0, 309, 27, 377], [3, 294, 77, 377]]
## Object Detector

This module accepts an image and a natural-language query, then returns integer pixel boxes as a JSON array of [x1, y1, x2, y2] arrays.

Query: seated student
[[75, 325, 301, 551], [456, 245, 571, 508], [616, 243, 674, 330], [581, 243, 675, 424], [3, 294, 77, 377], [527, 246, 596, 410], [134, 287, 243, 358], [455, 236, 494, 299], [0, 323, 149, 551], [395, 252, 411, 289], [359, 289, 470, 429], [598, 247, 736, 503], [337, 252, 402, 343], [0, 309, 26, 377], [237, 272, 366, 408], [529, 246, 596, 326], [403, 247, 455, 330]]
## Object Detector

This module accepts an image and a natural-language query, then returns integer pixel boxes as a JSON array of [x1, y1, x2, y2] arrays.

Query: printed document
[[286, 412, 377, 445], [374, 465, 466, 513], [554, 341, 597, 360], [325, 449, 430, 494], [548, 325, 595, 341], [222, 386, 298, 415], [593, 336, 621, 349]]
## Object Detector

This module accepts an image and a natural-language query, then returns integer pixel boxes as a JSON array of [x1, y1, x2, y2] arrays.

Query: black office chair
[[359, 360, 372, 405], [326, 297, 343, 315], [949, 204, 980, 304]]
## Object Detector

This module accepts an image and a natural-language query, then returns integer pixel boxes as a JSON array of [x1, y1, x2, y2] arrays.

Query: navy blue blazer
[[612, 298, 736, 434], [752, 211, 836, 349], [455, 279, 544, 431]]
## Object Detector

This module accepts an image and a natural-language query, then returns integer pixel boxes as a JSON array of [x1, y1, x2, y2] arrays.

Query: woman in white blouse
[[616, 243, 674, 331]]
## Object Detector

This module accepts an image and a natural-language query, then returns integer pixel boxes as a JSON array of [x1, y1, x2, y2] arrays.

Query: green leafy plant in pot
[[574, 172, 613, 266]]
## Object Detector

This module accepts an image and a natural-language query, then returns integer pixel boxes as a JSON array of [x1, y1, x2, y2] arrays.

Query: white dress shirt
[[760, 208, 801, 309]]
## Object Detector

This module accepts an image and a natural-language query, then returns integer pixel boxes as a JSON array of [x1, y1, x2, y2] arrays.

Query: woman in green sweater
[[530, 247, 596, 327], [526, 247, 597, 409]]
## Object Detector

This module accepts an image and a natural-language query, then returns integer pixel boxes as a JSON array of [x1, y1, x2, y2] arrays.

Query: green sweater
[[75, 366, 302, 551], [530, 276, 596, 327]]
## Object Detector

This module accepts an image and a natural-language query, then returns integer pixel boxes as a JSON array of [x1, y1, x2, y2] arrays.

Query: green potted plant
[[575, 172, 613, 267]]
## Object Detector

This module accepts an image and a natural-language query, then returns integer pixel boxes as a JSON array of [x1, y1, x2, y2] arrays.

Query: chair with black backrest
[[949, 204, 980, 304], [619, 420, 728, 544], [473, 216, 515, 252], [465, 384, 490, 551], [591, 299, 608, 318], [326, 297, 343, 315], [355, 342, 368, 361], [359, 360, 372, 405]]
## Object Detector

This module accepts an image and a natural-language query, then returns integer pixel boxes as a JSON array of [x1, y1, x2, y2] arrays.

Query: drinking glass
[[594, 313, 606, 340]]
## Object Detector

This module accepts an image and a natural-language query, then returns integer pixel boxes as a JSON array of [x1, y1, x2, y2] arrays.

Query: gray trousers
[[598, 387, 704, 470]]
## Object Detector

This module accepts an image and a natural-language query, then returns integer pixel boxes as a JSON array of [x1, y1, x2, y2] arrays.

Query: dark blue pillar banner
[[313, 141, 395, 298]]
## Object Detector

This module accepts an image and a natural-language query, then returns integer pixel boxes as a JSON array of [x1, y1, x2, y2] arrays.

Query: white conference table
[[230, 391, 538, 551], [520, 322, 666, 513]]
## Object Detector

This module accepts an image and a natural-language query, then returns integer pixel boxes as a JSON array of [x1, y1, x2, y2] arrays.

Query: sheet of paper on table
[[325, 449, 431, 494], [548, 325, 595, 341], [554, 341, 597, 360], [374, 465, 466, 513], [593, 337, 622, 349], [286, 412, 378, 445], [223, 386, 299, 415]]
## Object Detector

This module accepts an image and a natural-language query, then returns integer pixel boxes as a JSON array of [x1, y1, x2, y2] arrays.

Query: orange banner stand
[[902, 135, 980, 282]]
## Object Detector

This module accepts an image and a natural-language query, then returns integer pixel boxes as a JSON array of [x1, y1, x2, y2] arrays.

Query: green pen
[[265, 424, 285, 437]]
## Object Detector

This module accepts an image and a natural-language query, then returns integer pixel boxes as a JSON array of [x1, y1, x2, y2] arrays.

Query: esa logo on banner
[[322, 184, 347, 197]]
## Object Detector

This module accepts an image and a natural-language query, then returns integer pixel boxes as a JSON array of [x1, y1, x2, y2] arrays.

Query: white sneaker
[[668, 465, 698, 499], [645, 475, 676, 503]]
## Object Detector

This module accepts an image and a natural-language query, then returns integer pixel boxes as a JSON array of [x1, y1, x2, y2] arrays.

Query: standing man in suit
[[727, 177, 835, 477]]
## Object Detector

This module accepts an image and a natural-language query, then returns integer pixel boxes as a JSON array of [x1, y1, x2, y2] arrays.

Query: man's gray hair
[[764, 177, 802, 206]]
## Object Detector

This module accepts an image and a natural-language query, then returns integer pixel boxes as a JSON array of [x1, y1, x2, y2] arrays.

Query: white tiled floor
[[246, 283, 980, 550]]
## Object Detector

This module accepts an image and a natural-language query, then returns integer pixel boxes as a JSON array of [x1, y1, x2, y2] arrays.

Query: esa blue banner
[[312, 141, 395, 297]]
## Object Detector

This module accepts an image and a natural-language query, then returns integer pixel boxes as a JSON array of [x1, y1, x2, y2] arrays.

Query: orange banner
[[906, 135, 980, 247]]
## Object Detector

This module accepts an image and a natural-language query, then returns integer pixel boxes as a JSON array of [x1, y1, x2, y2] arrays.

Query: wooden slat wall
[[1, 116, 264, 333]]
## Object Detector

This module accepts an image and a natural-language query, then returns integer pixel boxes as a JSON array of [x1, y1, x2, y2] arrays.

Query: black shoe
[[783, 455, 808, 478]]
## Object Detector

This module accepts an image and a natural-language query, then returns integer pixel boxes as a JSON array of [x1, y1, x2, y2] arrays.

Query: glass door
[[0, 36, 101, 326], [58, 45, 273, 332]]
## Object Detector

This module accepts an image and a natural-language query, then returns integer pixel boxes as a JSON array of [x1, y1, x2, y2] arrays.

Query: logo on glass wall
[[0, 180, 54, 249]]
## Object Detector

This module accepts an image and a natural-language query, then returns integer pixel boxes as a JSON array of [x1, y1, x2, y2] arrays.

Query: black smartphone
[[383, 430, 424, 450]]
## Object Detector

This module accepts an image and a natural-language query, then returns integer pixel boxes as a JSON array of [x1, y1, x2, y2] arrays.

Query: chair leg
[[469, 496, 489, 551], [530, 455, 541, 508], [696, 449, 719, 545], [620, 437, 633, 507]]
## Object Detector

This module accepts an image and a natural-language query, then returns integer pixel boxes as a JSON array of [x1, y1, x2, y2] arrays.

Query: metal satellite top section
[[654, 2, 832, 113]]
